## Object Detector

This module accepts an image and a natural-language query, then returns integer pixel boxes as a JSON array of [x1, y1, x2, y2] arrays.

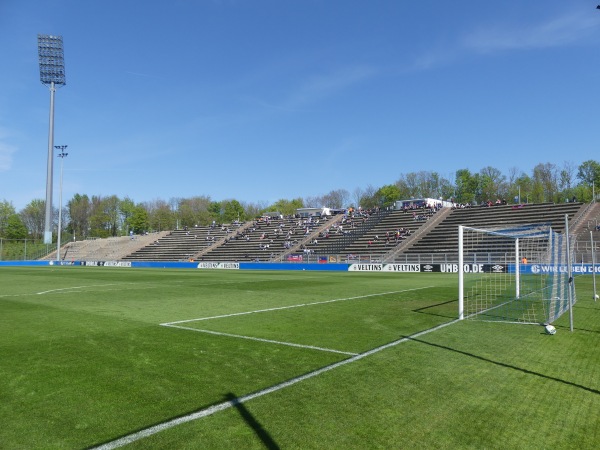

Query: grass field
[[1, 267, 599, 449]]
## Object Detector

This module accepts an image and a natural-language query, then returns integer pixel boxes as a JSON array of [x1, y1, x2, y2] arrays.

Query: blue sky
[[1, 0, 600, 211]]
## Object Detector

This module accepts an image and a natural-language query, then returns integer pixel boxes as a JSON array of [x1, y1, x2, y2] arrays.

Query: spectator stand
[[392, 201, 586, 264], [197, 215, 329, 262], [571, 201, 600, 263], [275, 214, 344, 262], [300, 208, 389, 258], [122, 224, 233, 262], [48, 231, 171, 262], [192, 220, 254, 260]]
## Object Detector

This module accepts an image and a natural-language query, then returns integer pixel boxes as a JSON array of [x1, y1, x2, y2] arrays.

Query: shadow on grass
[[409, 336, 600, 396], [555, 324, 600, 335], [86, 392, 281, 450], [225, 392, 280, 449], [413, 298, 457, 319], [85, 398, 226, 450]]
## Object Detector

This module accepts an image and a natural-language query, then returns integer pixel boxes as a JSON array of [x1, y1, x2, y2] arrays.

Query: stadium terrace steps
[[346, 207, 442, 255], [394, 202, 586, 262], [382, 206, 452, 260], [299, 209, 390, 257], [122, 224, 244, 262], [54, 202, 593, 263], [321, 208, 439, 258], [571, 202, 600, 263], [45, 231, 171, 262], [275, 215, 345, 261], [195, 215, 338, 262], [192, 220, 255, 260]]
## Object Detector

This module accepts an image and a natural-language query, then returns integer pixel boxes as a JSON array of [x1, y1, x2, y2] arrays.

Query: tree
[[351, 187, 364, 209], [267, 198, 303, 216], [0, 200, 16, 237], [102, 195, 121, 236], [207, 201, 222, 223], [303, 196, 322, 208], [222, 199, 245, 223], [19, 199, 45, 239], [178, 196, 212, 227], [577, 160, 600, 186], [532, 163, 558, 203], [88, 195, 113, 238], [395, 171, 452, 199], [119, 197, 136, 234], [502, 167, 520, 204], [514, 173, 533, 203], [67, 194, 91, 239], [559, 161, 576, 191], [395, 172, 421, 198], [4, 214, 28, 239], [129, 205, 150, 234], [420, 171, 451, 199], [438, 175, 456, 201], [320, 189, 350, 209], [357, 184, 378, 209], [241, 201, 268, 219], [374, 184, 401, 208], [479, 166, 506, 202], [144, 199, 176, 231], [572, 159, 600, 202], [454, 169, 479, 205]]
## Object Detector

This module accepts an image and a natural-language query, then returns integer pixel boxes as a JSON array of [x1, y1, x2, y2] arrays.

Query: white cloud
[[410, 10, 600, 71], [283, 65, 378, 110], [462, 11, 600, 54], [411, 46, 459, 71]]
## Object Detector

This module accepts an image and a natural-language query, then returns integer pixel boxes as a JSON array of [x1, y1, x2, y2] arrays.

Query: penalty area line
[[36, 283, 126, 295], [161, 286, 434, 326], [161, 323, 358, 356], [89, 317, 459, 450]]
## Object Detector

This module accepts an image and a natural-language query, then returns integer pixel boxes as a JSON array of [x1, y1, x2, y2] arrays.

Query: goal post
[[458, 222, 576, 327]]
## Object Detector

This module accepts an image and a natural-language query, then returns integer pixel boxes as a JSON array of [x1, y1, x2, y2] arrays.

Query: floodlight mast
[[38, 34, 66, 244]]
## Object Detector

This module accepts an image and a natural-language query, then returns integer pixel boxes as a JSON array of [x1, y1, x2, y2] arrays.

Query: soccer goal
[[458, 221, 576, 327]]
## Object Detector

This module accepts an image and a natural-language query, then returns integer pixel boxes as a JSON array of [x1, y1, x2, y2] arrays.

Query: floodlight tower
[[55, 145, 68, 261], [38, 34, 66, 244]]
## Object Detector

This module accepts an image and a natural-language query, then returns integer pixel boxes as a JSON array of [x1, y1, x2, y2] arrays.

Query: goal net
[[458, 223, 576, 325]]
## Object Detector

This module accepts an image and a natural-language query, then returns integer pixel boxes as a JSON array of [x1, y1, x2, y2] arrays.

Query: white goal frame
[[458, 216, 575, 329]]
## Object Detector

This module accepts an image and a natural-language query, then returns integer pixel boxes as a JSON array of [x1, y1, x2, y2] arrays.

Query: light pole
[[55, 145, 68, 261], [38, 34, 66, 244]]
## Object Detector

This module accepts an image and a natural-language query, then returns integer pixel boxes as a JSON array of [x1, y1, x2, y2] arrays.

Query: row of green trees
[[1, 160, 599, 241]]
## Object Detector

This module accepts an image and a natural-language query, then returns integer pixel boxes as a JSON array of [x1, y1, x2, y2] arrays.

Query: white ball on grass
[[544, 324, 557, 335], [594, 294, 599, 300]]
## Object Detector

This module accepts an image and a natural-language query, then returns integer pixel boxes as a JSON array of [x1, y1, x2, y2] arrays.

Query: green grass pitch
[[1, 266, 599, 449]]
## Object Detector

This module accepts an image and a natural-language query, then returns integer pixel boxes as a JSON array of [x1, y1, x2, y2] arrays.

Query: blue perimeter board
[[1, 261, 598, 274]]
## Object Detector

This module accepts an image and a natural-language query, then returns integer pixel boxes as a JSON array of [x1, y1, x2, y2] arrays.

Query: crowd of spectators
[[221, 214, 326, 253], [366, 227, 412, 248], [451, 198, 508, 209]]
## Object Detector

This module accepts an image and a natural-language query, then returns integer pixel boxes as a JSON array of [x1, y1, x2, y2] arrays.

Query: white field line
[[160, 288, 429, 356], [161, 324, 359, 356], [90, 318, 458, 450], [2, 275, 321, 299], [36, 284, 125, 295], [0, 284, 129, 299], [161, 286, 434, 326]]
